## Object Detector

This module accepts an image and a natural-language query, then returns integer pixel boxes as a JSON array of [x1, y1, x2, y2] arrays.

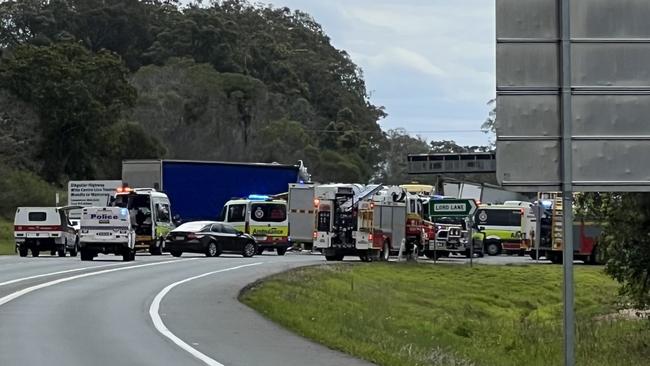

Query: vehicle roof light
[[248, 194, 270, 201]]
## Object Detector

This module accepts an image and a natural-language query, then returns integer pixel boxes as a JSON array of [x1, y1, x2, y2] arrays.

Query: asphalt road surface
[[0, 251, 548, 366]]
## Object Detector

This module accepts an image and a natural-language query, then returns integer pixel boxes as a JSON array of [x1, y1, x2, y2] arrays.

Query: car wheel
[[58, 244, 66, 257], [70, 240, 79, 257], [170, 250, 182, 257], [485, 240, 502, 256], [276, 247, 287, 256], [205, 242, 220, 257], [243, 242, 256, 258]]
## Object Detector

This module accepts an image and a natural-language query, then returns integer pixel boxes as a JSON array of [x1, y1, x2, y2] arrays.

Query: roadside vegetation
[[241, 263, 649, 366], [0, 219, 13, 255]]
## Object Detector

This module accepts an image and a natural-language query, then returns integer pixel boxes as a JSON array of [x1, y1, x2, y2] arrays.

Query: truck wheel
[[359, 252, 372, 262], [32, 248, 40, 257], [170, 250, 183, 258], [50, 249, 56, 256], [485, 241, 502, 256], [464, 249, 472, 258], [256, 247, 265, 255], [529, 251, 537, 260], [550, 252, 563, 264], [242, 242, 256, 258], [80, 249, 93, 261], [149, 239, 163, 256], [380, 241, 390, 261], [325, 255, 338, 261], [18, 247, 28, 257], [58, 245, 66, 257], [276, 247, 287, 256], [205, 242, 221, 257]]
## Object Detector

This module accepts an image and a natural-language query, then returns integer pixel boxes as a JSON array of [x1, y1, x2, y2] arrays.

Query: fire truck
[[522, 194, 603, 264], [400, 185, 437, 257], [314, 185, 413, 261]]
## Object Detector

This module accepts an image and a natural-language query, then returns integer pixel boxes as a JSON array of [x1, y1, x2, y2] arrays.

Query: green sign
[[430, 199, 477, 217]]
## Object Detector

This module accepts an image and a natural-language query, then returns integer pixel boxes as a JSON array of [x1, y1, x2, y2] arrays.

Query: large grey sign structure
[[497, 0, 650, 192], [496, 1, 650, 366]]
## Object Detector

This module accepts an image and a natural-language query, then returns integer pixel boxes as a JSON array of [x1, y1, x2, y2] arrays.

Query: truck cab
[[109, 187, 174, 254], [219, 195, 289, 255]]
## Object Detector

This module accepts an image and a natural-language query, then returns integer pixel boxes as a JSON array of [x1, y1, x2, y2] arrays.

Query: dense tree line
[[0, 0, 389, 185]]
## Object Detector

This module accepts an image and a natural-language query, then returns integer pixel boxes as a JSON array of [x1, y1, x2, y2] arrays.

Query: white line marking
[[0, 263, 128, 287], [0, 259, 198, 307], [149, 262, 263, 366]]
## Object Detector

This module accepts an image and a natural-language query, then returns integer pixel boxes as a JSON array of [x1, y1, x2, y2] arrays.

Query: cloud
[[267, 0, 496, 145], [353, 47, 445, 78]]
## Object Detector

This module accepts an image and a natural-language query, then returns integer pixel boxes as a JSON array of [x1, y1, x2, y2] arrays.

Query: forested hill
[[0, 0, 388, 183]]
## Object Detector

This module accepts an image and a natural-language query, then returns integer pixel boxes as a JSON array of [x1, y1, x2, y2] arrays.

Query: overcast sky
[[269, 0, 496, 146]]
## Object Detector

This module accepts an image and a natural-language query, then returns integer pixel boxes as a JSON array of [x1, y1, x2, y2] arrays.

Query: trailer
[[287, 183, 316, 249], [122, 160, 306, 221]]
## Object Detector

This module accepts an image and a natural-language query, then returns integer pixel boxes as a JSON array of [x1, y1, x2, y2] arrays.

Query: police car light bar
[[248, 194, 270, 201]]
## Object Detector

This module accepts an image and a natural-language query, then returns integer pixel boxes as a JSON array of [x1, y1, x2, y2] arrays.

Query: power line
[[302, 129, 486, 134]]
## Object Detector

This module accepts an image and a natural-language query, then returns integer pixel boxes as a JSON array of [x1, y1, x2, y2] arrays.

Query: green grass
[[241, 263, 650, 366], [0, 219, 15, 255]]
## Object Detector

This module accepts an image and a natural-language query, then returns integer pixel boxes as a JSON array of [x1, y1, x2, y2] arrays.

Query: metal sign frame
[[430, 199, 478, 218]]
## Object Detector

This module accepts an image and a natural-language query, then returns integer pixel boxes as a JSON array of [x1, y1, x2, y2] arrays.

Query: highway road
[[0, 253, 375, 366], [0, 251, 544, 366]]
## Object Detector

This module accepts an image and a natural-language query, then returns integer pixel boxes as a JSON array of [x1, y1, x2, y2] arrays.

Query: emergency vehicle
[[400, 184, 436, 255], [522, 194, 603, 264], [314, 185, 413, 261], [108, 187, 174, 254], [14, 206, 80, 257], [79, 206, 136, 261], [219, 195, 290, 255], [474, 202, 532, 255]]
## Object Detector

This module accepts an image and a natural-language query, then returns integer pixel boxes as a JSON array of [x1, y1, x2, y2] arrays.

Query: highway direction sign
[[430, 199, 477, 217]]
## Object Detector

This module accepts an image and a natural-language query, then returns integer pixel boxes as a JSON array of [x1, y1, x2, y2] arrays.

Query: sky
[[268, 0, 496, 146]]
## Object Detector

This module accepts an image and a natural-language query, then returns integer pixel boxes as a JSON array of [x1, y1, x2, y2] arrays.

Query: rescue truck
[[522, 194, 603, 264], [108, 187, 174, 254], [314, 185, 413, 261]]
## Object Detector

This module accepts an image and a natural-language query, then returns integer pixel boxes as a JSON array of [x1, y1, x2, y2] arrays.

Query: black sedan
[[164, 221, 257, 258]]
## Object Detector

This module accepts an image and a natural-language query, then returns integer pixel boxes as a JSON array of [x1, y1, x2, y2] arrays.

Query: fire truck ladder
[[551, 195, 563, 250]]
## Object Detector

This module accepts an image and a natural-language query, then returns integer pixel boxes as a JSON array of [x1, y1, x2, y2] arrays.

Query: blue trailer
[[121, 160, 303, 221]]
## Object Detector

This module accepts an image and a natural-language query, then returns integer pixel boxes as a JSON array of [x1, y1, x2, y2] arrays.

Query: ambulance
[[78, 206, 136, 261], [219, 195, 290, 255]]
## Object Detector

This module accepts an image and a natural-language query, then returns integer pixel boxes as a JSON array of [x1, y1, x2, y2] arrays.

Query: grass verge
[[0, 219, 14, 255], [240, 263, 649, 366]]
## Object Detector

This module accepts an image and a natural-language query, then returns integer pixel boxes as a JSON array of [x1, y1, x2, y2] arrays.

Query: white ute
[[79, 207, 136, 261], [14, 207, 79, 257]]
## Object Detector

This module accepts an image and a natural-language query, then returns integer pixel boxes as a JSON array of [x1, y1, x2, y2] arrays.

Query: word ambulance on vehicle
[[219, 195, 290, 255], [79, 207, 136, 261], [108, 187, 174, 254], [14, 206, 80, 257]]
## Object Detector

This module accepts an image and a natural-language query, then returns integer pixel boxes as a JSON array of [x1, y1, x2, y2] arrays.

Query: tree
[[575, 192, 650, 308], [376, 128, 430, 184], [0, 42, 136, 182]]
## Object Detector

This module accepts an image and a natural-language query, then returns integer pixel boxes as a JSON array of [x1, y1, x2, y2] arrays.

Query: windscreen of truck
[[250, 203, 286, 222], [28, 212, 47, 221]]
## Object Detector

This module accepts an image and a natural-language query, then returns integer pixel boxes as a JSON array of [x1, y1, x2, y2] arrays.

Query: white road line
[[0, 259, 198, 307], [149, 262, 263, 366], [0, 263, 128, 287]]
